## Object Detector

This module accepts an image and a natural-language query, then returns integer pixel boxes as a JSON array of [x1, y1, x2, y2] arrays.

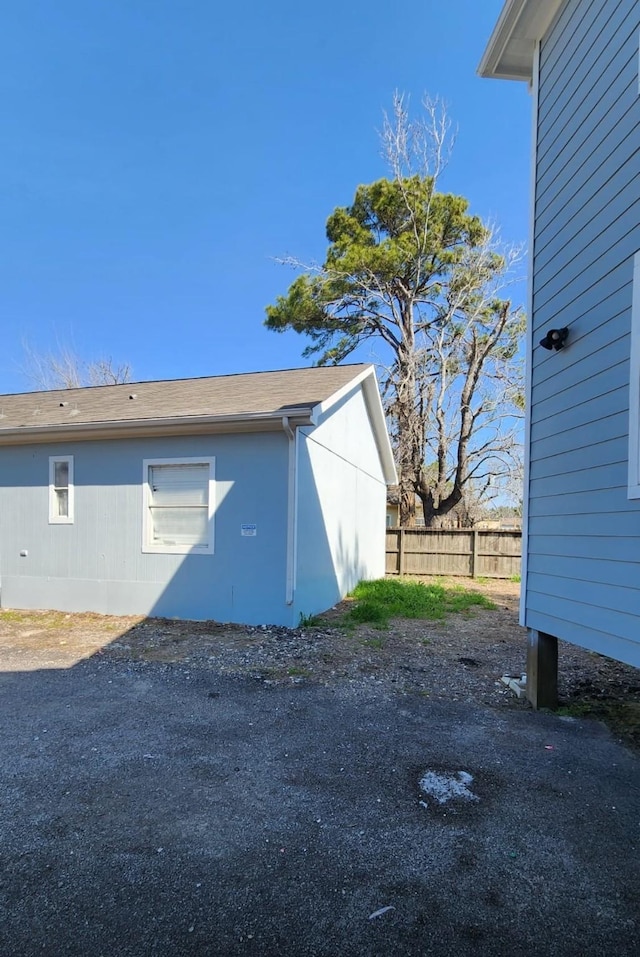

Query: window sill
[[142, 543, 213, 555]]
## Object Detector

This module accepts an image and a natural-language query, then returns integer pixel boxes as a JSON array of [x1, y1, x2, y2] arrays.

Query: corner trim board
[[628, 251, 640, 498]]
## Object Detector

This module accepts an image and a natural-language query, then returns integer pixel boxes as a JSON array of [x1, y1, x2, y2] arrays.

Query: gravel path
[[1, 578, 639, 744]]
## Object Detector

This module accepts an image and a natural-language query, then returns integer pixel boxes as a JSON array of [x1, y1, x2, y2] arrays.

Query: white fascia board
[[519, 40, 540, 627], [478, 0, 565, 82], [0, 409, 315, 446], [361, 372, 398, 486], [311, 364, 375, 421], [311, 365, 398, 485]]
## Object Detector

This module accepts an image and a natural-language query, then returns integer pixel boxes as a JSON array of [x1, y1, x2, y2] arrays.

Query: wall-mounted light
[[539, 327, 568, 351]]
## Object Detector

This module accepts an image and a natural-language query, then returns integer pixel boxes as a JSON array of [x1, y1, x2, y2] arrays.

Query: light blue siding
[[533, 330, 629, 406], [538, 25, 638, 180], [530, 385, 628, 442], [527, 553, 640, 590], [530, 411, 628, 464], [528, 533, 639, 564], [525, 603, 639, 666], [528, 436, 628, 480], [536, 154, 640, 282], [0, 381, 390, 626], [526, 0, 640, 666], [0, 432, 292, 625]]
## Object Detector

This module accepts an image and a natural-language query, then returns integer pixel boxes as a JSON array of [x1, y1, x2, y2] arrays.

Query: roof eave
[[478, 0, 565, 82], [0, 409, 316, 446]]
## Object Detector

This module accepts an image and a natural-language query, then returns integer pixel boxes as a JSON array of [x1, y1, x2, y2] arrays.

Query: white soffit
[[478, 0, 566, 81]]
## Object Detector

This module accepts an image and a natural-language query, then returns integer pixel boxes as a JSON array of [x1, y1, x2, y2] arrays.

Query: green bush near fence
[[344, 578, 496, 628]]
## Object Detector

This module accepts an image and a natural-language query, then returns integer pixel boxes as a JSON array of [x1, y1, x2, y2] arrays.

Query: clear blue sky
[[0, 0, 531, 394]]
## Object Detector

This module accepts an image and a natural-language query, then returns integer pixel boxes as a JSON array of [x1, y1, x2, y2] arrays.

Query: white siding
[[293, 385, 387, 621], [525, 0, 640, 666]]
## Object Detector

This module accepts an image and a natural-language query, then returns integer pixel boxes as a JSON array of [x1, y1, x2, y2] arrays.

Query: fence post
[[471, 529, 480, 578], [398, 528, 406, 576]]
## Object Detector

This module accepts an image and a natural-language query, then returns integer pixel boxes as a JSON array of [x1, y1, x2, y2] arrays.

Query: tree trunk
[[399, 479, 416, 527], [395, 338, 423, 527]]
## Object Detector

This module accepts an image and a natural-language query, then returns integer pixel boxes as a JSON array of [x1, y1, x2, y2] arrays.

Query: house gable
[[0, 365, 395, 625]]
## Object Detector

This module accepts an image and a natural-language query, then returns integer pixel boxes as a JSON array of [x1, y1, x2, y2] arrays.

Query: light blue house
[[0, 364, 396, 626], [481, 0, 640, 704]]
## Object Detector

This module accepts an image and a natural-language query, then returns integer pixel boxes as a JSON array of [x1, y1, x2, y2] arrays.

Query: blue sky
[[0, 0, 531, 394]]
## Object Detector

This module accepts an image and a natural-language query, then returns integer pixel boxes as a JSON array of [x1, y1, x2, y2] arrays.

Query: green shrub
[[343, 578, 495, 627]]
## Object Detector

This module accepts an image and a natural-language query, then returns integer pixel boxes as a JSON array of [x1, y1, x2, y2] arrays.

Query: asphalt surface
[[0, 656, 638, 956]]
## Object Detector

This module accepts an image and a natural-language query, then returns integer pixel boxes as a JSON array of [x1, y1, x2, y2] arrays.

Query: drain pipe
[[282, 416, 296, 605]]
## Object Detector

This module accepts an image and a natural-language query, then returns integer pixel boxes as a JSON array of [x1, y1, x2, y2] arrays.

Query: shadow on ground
[[0, 644, 638, 956]]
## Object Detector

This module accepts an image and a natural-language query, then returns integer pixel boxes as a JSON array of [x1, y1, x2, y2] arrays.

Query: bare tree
[[21, 341, 132, 391], [266, 93, 525, 526]]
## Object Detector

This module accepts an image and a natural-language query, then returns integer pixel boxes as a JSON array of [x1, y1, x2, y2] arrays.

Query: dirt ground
[[1, 577, 639, 748]]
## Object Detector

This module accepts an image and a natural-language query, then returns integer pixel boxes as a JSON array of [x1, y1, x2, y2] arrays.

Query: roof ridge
[[0, 363, 372, 400]]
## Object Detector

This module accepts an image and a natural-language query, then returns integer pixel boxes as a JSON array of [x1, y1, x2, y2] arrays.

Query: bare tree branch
[[21, 340, 132, 391]]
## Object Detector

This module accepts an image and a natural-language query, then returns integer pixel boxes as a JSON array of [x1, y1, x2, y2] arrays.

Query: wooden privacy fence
[[386, 528, 521, 579]]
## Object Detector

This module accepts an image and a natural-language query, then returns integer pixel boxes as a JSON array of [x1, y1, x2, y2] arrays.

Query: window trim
[[49, 455, 74, 524], [142, 457, 215, 555], [628, 252, 640, 498]]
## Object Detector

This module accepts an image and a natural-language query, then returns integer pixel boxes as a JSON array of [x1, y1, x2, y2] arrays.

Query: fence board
[[385, 528, 521, 578]]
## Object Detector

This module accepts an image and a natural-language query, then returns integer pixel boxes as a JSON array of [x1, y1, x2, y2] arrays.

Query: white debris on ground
[[368, 906, 395, 920], [501, 673, 527, 698], [419, 770, 479, 806]]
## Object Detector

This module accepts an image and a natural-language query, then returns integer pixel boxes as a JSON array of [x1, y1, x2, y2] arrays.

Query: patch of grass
[[509, 574, 521, 583], [0, 608, 70, 628], [557, 699, 640, 751], [287, 666, 311, 678], [0, 610, 26, 623], [342, 578, 496, 628], [298, 612, 323, 628], [344, 599, 389, 627], [38, 611, 73, 629], [360, 636, 385, 650], [556, 701, 594, 718]]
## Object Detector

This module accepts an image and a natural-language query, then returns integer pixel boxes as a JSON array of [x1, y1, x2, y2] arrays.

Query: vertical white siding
[[526, 0, 640, 665]]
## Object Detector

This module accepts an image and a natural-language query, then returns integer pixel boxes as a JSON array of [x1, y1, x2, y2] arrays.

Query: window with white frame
[[629, 252, 640, 499], [142, 457, 215, 554], [49, 455, 74, 524]]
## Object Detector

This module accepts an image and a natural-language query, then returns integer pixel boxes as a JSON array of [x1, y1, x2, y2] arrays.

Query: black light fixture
[[539, 327, 568, 351]]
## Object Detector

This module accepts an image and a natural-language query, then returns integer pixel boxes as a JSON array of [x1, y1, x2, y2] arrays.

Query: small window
[[49, 455, 74, 524], [142, 457, 215, 554]]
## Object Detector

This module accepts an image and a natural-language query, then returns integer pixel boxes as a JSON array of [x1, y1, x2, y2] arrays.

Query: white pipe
[[282, 416, 296, 606]]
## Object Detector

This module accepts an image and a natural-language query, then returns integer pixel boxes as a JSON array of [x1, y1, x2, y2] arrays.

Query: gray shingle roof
[[0, 365, 371, 431]]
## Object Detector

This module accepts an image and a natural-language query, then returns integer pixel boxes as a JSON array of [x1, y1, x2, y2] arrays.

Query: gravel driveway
[[0, 582, 639, 956]]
